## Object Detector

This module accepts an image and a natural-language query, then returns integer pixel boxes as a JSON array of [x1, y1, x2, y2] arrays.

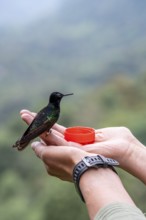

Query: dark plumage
[[12, 92, 73, 151]]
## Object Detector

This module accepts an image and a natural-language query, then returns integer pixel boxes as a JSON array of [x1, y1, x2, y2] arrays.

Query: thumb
[[31, 141, 46, 159], [83, 141, 112, 158]]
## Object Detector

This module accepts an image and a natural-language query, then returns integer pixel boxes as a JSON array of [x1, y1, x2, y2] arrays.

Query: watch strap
[[73, 155, 119, 202]]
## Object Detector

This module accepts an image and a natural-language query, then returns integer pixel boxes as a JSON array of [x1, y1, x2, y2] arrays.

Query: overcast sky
[[0, 0, 62, 26]]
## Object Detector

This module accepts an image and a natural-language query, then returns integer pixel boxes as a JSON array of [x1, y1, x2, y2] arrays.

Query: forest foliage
[[1, 0, 146, 219], [1, 73, 146, 220]]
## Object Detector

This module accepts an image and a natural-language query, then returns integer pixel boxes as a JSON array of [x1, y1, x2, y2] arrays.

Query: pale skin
[[19, 109, 146, 220]]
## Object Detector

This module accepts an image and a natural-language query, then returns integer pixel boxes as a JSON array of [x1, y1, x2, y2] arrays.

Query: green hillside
[[1, 0, 146, 92], [1, 0, 146, 219], [1, 73, 146, 220]]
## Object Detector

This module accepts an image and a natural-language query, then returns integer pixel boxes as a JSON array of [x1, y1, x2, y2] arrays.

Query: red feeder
[[64, 126, 95, 145]]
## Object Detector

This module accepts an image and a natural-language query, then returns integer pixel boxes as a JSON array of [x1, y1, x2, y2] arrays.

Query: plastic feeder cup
[[64, 126, 95, 145]]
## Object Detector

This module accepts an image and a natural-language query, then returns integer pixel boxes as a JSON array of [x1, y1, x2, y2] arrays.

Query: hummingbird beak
[[63, 93, 74, 96]]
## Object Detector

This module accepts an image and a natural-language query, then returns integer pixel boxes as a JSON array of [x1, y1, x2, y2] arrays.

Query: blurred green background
[[1, 0, 146, 219]]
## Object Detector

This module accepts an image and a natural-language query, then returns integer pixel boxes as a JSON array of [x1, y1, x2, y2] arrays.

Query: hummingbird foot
[[45, 129, 52, 137]]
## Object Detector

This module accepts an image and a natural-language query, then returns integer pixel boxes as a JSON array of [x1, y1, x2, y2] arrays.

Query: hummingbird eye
[[56, 92, 63, 98], [49, 92, 63, 102]]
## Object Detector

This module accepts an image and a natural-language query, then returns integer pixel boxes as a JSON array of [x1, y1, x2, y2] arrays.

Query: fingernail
[[20, 109, 28, 114], [31, 141, 40, 150], [96, 132, 104, 139]]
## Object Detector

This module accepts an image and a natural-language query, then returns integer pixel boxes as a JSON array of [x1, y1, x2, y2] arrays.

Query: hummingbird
[[12, 92, 73, 151]]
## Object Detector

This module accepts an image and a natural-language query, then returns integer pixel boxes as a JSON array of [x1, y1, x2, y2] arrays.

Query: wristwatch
[[73, 154, 119, 202]]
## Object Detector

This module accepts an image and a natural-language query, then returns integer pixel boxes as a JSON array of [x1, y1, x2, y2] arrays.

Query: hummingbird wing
[[13, 105, 60, 150], [22, 107, 52, 138]]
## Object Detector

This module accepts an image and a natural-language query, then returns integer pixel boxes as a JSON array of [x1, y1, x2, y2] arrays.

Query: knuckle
[[119, 126, 130, 133], [40, 149, 48, 161]]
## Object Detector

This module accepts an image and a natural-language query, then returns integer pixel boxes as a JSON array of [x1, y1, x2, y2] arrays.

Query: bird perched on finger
[[12, 91, 73, 151]]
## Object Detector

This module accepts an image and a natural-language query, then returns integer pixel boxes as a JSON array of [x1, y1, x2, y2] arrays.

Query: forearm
[[79, 168, 135, 220], [31, 139, 146, 220], [121, 142, 146, 184]]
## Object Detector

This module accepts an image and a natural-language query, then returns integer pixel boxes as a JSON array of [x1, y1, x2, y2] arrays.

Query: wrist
[[73, 155, 119, 201], [80, 168, 135, 220], [80, 167, 118, 202], [121, 141, 146, 183]]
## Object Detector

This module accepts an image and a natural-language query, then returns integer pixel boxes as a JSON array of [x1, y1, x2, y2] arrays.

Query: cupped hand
[[20, 109, 145, 169], [84, 127, 145, 169], [31, 141, 93, 182], [20, 109, 92, 181]]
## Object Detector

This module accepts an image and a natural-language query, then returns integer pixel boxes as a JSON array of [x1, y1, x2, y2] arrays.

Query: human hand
[[20, 109, 81, 147], [84, 127, 146, 184], [20, 109, 96, 181], [31, 141, 94, 182], [84, 127, 145, 167], [20, 110, 143, 164], [31, 141, 135, 220], [20, 110, 146, 183]]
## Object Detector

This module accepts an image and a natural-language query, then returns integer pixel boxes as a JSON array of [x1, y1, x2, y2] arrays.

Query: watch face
[[82, 155, 119, 169], [82, 156, 93, 167]]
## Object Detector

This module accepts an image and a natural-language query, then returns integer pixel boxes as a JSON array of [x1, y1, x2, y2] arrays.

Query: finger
[[51, 129, 64, 138], [31, 143, 77, 182], [40, 130, 82, 149], [95, 131, 105, 142], [46, 131, 82, 147], [83, 141, 113, 158], [31, 141, 71, 160], [40, 131, 69, 146], [20, 109, 36, 117], [52, 123, 66, 134], [31, 141, 47, 159], [95, 127, 123, 141], [39, 127, 82, 147], [21, 113, 34, 125], [20, 109, 36, 125], [46, 166, 72, 182]]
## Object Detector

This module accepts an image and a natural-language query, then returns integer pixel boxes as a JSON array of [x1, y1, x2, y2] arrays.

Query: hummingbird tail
[[12, 139, 30, 151], [12, 140, 20, 148]]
